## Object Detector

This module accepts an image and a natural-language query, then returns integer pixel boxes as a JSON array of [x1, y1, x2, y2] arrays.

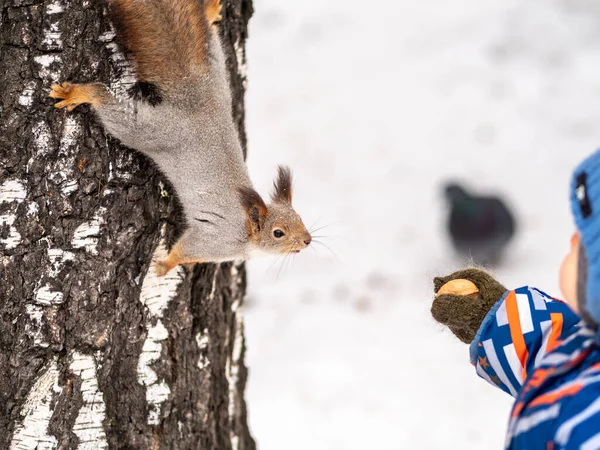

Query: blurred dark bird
[[443, 182, 516, 266]]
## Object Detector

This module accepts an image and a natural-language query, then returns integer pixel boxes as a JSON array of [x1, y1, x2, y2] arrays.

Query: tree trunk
[[0, 0, 256, 449]]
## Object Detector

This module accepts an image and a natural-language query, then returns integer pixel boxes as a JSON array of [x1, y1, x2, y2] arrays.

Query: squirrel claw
[[49, 82, 72, 96], [49, 82, 81, 110], [49, 81, 73, 98], [49, 82, 73, 105]]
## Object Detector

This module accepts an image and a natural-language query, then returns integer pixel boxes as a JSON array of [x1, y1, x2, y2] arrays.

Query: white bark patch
[[104, 41, 136, 96], [61, 179, 78, 196], [33, 54, 61, 83], [70, 352, 108, 449], [42, 22, 62, 50], [139, 239, 184, 316], [27, 202, 39, 217], [234, 38, 248, 89], [18, 82, 36, 108], [0, 180, 26, 249], [106, 153, 134, 184], [71, 207, 106, 254], [59, 115, 81, 152], [196, 330, 210, 370], [107, 162, 114, 182], [46, 1, 64, 14], [32, 120, 53, 155], [36, 278, 63, 308], [34, 283, 64, 306], [226, 264, 245, 450], [10, 359, 61, 450], [42, 115, 80, 198], [48, 248, 75, 277], [226, 300, 244, 450], [136, 233, 184, 425], [33, 54, 59, 69], [137, 321, 171, 425], [0, 214, 21, 249], [24, 305, 50, 348], [98, 30, 116, 43], [0, 180, 27, 203]]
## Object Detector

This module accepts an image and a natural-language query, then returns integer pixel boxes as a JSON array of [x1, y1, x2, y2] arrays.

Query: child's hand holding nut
[[431, 269, 507, 344]]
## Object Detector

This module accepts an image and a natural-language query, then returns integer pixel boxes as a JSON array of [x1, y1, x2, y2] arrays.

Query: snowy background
[[243, 0, 600, 448]]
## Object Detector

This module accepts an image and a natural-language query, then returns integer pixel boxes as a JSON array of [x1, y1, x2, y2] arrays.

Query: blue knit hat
[[571, 149, 600, 327]]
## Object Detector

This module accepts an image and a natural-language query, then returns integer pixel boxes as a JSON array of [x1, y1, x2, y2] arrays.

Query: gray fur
[[94, 27, 256, 262]]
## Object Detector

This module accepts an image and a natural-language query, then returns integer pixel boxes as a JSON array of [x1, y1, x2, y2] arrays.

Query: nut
[[437, 279, 479, 297]]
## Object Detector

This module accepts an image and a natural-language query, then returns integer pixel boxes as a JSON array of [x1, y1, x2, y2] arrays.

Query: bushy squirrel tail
[[108, 0, 212, 91]]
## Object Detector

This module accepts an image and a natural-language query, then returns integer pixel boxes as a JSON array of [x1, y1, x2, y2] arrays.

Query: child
[[432, 149, 600, 449]]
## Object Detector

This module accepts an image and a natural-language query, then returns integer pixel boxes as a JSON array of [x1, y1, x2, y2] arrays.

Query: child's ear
[[271, 165, 293, 204], [239, 187, 268, 232]]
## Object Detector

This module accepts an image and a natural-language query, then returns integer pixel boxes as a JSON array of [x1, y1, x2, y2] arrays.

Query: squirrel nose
[[304, 236, 312, 246]]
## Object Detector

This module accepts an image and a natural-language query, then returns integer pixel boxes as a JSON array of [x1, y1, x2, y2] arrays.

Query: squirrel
[[49, 0, 312, 276]]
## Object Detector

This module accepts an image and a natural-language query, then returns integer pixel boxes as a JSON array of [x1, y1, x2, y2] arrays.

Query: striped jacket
[[470, 286, 600, 449]]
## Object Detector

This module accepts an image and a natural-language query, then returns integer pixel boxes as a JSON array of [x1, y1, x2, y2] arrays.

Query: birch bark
[[0, 0, 256, 448]]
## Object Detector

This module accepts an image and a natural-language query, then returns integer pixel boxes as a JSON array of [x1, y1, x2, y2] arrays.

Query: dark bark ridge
[[0, 0, 256, 448]]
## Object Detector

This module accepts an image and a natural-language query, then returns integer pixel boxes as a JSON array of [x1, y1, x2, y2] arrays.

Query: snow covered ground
[[243, 1, 600, 448]]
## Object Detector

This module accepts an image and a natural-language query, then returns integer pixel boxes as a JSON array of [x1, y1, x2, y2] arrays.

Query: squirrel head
[[239, 166, 312, 255]]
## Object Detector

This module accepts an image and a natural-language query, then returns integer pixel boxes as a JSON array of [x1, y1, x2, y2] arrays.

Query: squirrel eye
[[273, 229, 285, 238]]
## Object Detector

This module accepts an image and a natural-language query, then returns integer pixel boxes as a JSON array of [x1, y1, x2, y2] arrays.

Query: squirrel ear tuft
[[271, 165, 293, 203], [239, 186, 268, 231]]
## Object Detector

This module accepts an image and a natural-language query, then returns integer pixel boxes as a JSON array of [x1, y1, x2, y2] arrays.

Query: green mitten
[[431, 268, 507, 344]]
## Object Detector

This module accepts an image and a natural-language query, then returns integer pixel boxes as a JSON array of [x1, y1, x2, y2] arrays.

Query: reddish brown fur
[[205, 0, 223, 26], [238, 186, 268, 241], [155, 241, 205, 276], [108, 0, 212, 89]]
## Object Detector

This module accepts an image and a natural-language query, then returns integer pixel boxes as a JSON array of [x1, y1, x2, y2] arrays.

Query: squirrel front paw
[[155, 260, 171, 277], [49, 82, 108, 111]]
